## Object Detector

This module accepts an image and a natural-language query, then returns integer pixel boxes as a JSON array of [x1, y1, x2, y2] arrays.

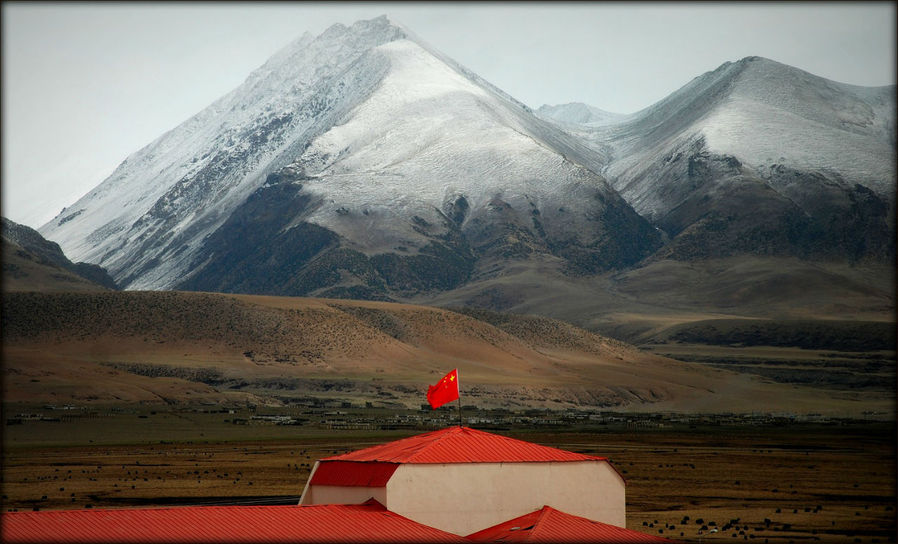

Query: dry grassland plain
[[2, 290, 894, 542], [2, 414, 894, 544], [4, 291, 893, 416]]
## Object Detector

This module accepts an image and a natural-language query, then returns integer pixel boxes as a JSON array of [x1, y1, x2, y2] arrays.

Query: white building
[[299, 426, 626, 536]]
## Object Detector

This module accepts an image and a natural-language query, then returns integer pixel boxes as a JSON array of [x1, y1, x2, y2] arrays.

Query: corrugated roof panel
[[309, 461, 400, 486], [323, 426, 606, 464], [1, 499, 466, 543], [466, 506, 677, 543]]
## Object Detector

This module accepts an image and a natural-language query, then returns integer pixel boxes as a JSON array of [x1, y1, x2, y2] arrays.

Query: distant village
[[10, 402, 885, 430]]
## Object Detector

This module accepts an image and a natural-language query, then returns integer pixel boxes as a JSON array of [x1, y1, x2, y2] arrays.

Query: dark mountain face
[[176, 168, 660, 300], [2, 217, 118, 291], [174, 175, 479, 299], [540, 56, 896, 265], [629, 137, 895, 262]]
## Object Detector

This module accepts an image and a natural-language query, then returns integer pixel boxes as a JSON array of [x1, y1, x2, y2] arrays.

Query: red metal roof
[[309, 461, 400, 486], [465, 506, 676, 543], [323, 426, 606, 464], [1, 499, 466, 543]]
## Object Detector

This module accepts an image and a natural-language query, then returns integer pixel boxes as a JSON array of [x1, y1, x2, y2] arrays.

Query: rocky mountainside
[[538, 56, 896, 262], [2, 217, 117, 291], [39, 16, 659, 298], [33, 18, 894, 324]]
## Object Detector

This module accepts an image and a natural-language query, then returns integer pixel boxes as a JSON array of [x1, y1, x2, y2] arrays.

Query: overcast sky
[[2, 2, 895, 229]]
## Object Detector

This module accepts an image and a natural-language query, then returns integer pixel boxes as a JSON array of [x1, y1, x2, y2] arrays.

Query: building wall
[[300, 484, 386, 505], [384, 461, 625, 536], [299, 462, 386, 505]]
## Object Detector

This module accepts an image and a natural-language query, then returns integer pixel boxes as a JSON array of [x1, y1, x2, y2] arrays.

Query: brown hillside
[[2, 291, 888, 414], [2, 238, 110, 293]]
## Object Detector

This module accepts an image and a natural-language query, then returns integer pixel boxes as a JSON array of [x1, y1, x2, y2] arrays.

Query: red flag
[[427, 369, 459, 409]]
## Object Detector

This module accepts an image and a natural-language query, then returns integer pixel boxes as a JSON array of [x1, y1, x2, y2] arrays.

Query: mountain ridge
[[538, 55, 895, 263], [2, 217, 118, 291], [40, 15, 661, 298], [40, 16, 411, 289], [33, 21, 895, 319]]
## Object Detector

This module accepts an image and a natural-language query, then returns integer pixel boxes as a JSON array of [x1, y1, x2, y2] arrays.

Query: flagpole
[[456, 369, 463, 427]]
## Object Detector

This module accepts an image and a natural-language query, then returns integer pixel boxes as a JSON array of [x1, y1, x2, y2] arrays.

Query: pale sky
[[2, 2, 895, 229]]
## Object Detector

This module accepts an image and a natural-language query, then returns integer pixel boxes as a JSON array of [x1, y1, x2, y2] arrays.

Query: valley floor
[[2, 409, 894, 543]]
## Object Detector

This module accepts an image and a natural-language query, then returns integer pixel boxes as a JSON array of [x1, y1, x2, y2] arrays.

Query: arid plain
[[3, 413, 894, 543], [3, 287, 895, 543]]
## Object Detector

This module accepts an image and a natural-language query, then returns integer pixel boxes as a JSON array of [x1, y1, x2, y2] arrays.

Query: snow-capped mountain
[[537, 103, 630, 127], [539, 56, 895, 261], [39, 16, 659, 296]]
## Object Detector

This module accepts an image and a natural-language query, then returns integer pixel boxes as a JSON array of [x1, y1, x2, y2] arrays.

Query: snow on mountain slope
[[39, 16, 659, 294], [537, 102, 630, 127], [541, 56, 895, 261], [41, 17, 408, 290], [697, 57, 894, 193], [292, 38, 620, 252], [586, 57, 891, 213]]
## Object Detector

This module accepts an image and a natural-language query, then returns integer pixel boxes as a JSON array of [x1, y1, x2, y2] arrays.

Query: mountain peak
[[330, 14, 408, 42], [40, 14, 659, 293], [365, 13, 406, 29], [262, 15, 407, 71], [736, 55, 767, 64], [580, 53, 895, 262]]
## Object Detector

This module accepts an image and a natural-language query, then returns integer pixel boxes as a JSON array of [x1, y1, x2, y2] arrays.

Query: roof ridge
[[404, 425, 464, 462], [471, 428, 606, 460], [321, 426, 608, 463], [525, 505, 555, 541]]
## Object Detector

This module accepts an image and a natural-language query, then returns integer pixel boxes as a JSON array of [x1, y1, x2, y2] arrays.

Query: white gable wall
[[301, 484, 386, 505], [383, 460, 625, 536], [298, 461, 387, 505]]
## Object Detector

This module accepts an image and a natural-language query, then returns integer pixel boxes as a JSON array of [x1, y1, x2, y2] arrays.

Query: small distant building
[[467, 505, 674, 542], [300, 426, 626, 536]]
